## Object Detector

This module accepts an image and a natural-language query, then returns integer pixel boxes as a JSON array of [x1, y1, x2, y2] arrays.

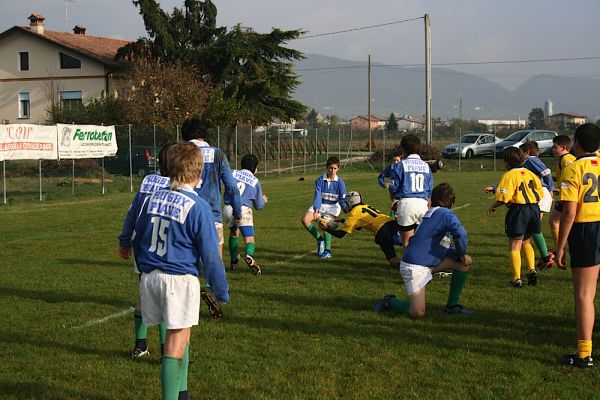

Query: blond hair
[[168, 142, 203, 190]]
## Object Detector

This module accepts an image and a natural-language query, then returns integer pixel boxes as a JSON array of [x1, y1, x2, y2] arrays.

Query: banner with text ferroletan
[[57, 124, 118, 159], [0, 124, 58, 161]]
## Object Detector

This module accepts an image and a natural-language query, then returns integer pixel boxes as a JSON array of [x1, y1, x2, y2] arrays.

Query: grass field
[[1, 161, 599, 400]]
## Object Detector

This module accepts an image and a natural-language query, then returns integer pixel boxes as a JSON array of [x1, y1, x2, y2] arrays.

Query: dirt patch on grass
[[74, 178, 114, 184]]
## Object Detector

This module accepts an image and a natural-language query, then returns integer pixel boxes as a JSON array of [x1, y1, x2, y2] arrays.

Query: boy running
[[132, 142, 229, 399], [390, 134, 433, 247], [224, 154, 268, 275], [301, 156, 346, 259], [549, 135, 576, 251], [378, 149, 403, 218], [487, 147, 543, 288], [556, 123, 600, 368], [373, 183, 472, 317], [319, 191, 402, 268], [519, 141, 555, 269]]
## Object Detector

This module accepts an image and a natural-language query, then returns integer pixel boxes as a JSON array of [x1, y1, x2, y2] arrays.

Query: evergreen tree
[[385, 113, 398, 132], [528, 108, 546, 129]]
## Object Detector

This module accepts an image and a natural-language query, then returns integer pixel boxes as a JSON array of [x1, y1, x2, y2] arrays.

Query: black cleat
[[245, 255, 261, 275], [131, 346, 149, 359], [559, 352, 593, 368], [508, 279, 523, 288], [443, 304, 473, 315], [372, 294, 396, 313], [527, 269, 538, 286]]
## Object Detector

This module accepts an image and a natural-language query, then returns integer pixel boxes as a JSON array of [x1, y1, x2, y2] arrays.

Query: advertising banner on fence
[[0, 124, 58, 161], [57, 124, 118, 159]]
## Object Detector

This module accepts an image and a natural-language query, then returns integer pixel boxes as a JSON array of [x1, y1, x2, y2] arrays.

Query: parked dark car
[[104, 145, 158, 177], [494, 129, 557, 157]]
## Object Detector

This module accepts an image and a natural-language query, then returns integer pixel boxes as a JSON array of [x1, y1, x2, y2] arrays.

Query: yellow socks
[[522, 242, 535, 271], [551, 225, 559, 250], [578, 339, 592, 359], [509, 250, 521, 281]]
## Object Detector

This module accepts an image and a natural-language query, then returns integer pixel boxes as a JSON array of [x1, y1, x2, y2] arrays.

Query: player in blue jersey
[[224, 154, 268, 275], [378, 149, 403, 218], [131, 142, 229, 400], [182, 118, 242, 258], [390, 134, 434, 247], [119, 143, 173, 359], [373, 183, 472, 317], [301, 156, 347, 259], [519, 141, 555, 269]]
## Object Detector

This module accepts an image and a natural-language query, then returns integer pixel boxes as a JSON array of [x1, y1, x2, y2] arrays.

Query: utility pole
[[424, 14, 432, 145], [368, 54, 372, 153], [65, 0, 76, 33]]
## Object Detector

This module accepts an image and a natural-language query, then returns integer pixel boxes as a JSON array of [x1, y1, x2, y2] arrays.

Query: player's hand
[[556, 248, 567, 270], [318, 220, 328, 230], [313, 210, 320, 221], [484, 186, 494, 193], [263, 195, 269, 203], [233, 217, 241, 226], [383, 183, 390, 189], [461, 254, 472, 266], [487, 205, 497, 215], [118, 246, 131, 260]]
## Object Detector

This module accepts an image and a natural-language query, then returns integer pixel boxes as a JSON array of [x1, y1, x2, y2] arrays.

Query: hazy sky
[[2, 0, 599, 90]]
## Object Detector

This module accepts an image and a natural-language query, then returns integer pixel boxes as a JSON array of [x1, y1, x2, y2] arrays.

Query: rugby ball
[[318, 213, 338, 230]]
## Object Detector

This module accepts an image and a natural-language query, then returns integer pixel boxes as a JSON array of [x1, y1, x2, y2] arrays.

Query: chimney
[[73, 25, 86, 35], [28, 13, 45, 35]]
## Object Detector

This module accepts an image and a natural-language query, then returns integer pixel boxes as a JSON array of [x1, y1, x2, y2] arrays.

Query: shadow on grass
[[0, 286, 131, 308], [58, 258, 124, 268], [0, 382, 111, 400]]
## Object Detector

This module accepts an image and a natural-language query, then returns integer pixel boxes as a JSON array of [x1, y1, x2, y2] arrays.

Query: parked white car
[[441, 133, 502, 159], [494, 129, 557, 157]]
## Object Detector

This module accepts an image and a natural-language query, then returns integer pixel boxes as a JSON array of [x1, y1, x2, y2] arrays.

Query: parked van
[[104, 146, 158, 177]]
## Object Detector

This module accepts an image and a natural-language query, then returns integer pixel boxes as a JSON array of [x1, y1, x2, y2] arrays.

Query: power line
[[296, 17, 423, 39]]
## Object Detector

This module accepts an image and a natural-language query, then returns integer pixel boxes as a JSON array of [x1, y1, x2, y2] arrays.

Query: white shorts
[[308, 203, 342, 217], [538, 187, 552, 213], [223, 205, 254, 227], [396, 198, 429, 227], [140, 269, 201, 329], [215, 222, 224, 246], [400, 260, 433, 296]]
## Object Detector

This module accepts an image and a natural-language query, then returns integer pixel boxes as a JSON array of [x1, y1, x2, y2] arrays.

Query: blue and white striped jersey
[[312, 174, 347, 210], [391, 154, 433, 200]]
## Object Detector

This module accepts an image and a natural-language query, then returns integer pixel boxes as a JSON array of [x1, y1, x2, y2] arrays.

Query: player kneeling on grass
[[487, 147, 543, 288], [318, 191, 402, 268], [224, 154, 267, 275], [373, 183, 472, 318], [132, 142, 229, 400]]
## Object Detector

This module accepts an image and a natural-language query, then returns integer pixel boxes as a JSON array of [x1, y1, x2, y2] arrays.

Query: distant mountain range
[[293, 54, 600, 122]]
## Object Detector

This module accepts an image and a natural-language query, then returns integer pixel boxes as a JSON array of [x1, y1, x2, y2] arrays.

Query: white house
[[0, 13, 130, 123]]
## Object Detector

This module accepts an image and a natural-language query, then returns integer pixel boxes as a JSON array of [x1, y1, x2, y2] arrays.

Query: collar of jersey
[[191, 139, 210, 148], [322, 173, 338, 181], [577, 153, 598, 160], [406, 154, 422, 159]]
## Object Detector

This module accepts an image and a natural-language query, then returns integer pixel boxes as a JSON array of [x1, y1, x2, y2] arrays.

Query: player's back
[[343, 203, 391, 234], [524, 156, 554, 191], [231, 169, 264, 209], [556, 153, 576, 184], [392, 155, 432, 199], [497, 167, 543, 205], [560, 154, 600, 222]]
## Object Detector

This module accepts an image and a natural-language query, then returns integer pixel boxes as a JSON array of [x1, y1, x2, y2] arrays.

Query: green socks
[[531, 232, 549, 258], [161, 356, 181, 400], [228, 235, 239, 261], [446, 270, 468, 307], [179, 343, 190, 393], [324, 232, 332, 250], [134, 309, 147, 340], [305, 223, 321, 240], [246, 242, 255, 257], [389, 297, 411, 314]]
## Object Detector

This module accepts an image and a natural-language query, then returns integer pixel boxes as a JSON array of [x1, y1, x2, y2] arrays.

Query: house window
[[19, 52, 29, 71], [59, 51, 81, 69], [60, 90, 83, 110], [19, 92, 30, 118]]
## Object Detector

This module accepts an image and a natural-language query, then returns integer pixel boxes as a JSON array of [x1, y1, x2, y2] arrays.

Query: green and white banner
[[57, 124, 118, 159], [0, 124, 58, 161]]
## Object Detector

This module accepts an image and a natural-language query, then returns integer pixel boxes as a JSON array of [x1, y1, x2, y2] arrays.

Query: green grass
[[1, 161, 598, 399]]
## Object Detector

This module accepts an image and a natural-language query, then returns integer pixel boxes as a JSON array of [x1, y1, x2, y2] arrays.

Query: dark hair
[[241, 154, 259, 172], [401, 134, 421, 155], [503, 147, 524, 168], [326, 156, 340, 167], [181, 118, 208, 141], [158, 143, 175, 176], [431, 183, 455, 208], [574, 123, 600, 152], [519, 141, 539, 156], [553, 135, 572, 150], [390, 148, 403, 161]]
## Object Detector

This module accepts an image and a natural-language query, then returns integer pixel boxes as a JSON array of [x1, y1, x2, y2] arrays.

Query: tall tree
[[385, 113, 398, 132], [528, 108, 546, 129]]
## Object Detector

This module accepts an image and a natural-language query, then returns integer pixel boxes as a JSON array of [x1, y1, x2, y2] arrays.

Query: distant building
[[544, 99, 553, 119], [0, 13, 130, 123], [396, 115, 424, 132], [548, 112, 587, 127], [478, 119, 526, 129], [350, 114, 386, 131]]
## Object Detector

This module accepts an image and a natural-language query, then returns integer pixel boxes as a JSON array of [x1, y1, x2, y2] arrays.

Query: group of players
[[118, 120, 600, 399]]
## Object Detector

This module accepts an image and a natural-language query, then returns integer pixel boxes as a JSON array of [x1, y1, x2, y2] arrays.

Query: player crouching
[[373, 183, 472, 318], [318, 191, 402, 268]]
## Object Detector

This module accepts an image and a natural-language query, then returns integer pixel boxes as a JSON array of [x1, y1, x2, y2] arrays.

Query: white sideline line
[[275, 251, 313, 265], [71, 307, 134, 330], [453, 203, 471, 210]]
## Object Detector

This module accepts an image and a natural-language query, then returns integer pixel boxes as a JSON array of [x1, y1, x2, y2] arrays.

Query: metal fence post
[[277, 130, 281, 175], [315, 127, 318, 171], [3, 160, 6, 205], [338, 128, 341, 157], [38, 160, 42, 201], [235, 126, 238, 169], [72, 160, 75, 196], [382, 129, 386, 170], [350, 128, 353, 165], [264, 128, 267, 177], [326, 128, 329, 160], [291, 129, 294, 174], [153, 124, 157, 173], [128, 124, 133, 192]]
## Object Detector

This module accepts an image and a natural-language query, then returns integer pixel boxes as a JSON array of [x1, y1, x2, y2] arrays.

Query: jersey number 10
[[410, 173, 425, 192]]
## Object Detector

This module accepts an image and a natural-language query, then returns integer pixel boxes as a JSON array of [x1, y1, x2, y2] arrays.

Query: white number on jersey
[[237, 181, 246, 196], [148, 216, 170, 256], [410, 172, 425, 192]]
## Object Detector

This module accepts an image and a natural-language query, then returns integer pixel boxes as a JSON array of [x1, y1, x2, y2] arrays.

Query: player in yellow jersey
[[556, 123, 600, 368], [487, 147, 543, 288], [549, 135, 577, 252], [319, 191, 402, 268]]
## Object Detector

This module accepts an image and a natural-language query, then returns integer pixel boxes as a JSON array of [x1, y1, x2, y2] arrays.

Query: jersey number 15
[[149, 216, 170, 256]]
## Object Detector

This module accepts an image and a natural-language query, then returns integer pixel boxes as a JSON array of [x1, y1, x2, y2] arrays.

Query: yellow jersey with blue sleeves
[[560, 154, 600, 223], [496, 167, 543, 205], [341, 203, 393, 235], [556, 153, 576, 184]]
